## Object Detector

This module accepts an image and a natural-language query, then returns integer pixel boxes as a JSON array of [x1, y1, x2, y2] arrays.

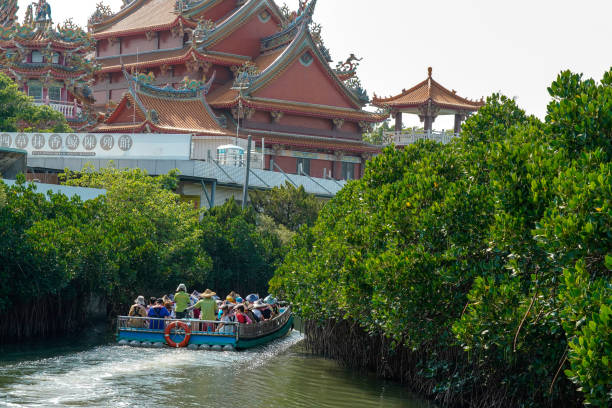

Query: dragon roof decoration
[[0, 0, 18, 27]]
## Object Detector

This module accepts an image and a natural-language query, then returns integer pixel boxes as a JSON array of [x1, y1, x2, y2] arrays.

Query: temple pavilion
[[0, 0, 97, 129], [90, 0, 386, 180], [372, 67, 484, 134]]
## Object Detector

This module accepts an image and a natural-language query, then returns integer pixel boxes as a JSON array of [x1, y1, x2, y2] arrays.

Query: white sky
[[18, 0, 612, 129]]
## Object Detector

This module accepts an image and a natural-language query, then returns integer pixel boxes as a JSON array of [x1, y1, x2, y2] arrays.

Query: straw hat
[[200, 289, 216, 298]]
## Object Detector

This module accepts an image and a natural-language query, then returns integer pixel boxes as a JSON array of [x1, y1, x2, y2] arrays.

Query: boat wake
[[0, 331, 304, 407]]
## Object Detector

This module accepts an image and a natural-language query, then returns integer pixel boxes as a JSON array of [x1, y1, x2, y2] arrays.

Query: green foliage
[[58, 166, 211, 309], [250, 182, 323, 232], [0, 73, 70, 132], [199, 198, 285, 297], [363, 119, 393, 145], [1, 163, 288, 325], [272, 69, 612, 406]]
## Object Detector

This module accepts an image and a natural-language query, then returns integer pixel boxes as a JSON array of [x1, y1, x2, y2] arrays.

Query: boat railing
[[238, 306, 292, 339], [117, 316, 239, 336]]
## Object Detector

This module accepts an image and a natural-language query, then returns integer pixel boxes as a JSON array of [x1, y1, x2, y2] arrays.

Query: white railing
[[33, 100, 82, 119], [383, 130, 460, 146]]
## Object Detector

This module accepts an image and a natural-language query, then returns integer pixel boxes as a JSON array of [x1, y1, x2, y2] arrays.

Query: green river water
[[0, 329, 434, 407]]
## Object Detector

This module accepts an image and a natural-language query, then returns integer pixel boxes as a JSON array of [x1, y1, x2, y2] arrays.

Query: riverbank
[[0, 329, 433, 407]]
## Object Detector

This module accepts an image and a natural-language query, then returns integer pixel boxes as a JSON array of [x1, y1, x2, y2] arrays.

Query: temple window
[[51, 52, 60, 64], [48, 87, 61, 101], [31, 51, 43, 63], [342, 162, 355, 180], [297, 158, 311, 175], [28, 82, 43, 100]]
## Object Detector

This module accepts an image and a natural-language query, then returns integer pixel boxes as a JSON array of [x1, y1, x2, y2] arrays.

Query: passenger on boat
[[128, 296, 147, 328], [217, 302, 236, 334], [187, 289, 218, 332], [174, 284, 191, 319], [249, 302, 262, 322], [244, 302, 259, 323], [265, 295, 280, 317], [233, 304, 252, 324], [253, 300, 273, 320], [148, 298, 171, 329], [147, 297, 156, 312], [162, 295, 175, 318]]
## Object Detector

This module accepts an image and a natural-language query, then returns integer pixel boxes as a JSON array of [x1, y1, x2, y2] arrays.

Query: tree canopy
[[0, 73, 70, 133], [271, 69, 611, 407]]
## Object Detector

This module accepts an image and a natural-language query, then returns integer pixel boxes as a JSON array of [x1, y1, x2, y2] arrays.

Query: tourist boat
[[116, 306, 293, 351]]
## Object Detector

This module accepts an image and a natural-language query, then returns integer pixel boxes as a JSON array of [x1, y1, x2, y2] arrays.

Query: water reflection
[[0, 331, 433, 407]]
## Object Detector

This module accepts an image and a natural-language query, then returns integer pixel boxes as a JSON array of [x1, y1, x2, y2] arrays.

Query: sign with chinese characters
[[0, 133, 191, 160]]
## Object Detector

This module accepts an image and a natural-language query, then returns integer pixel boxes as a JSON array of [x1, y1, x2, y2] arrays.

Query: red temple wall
[[310, 158, 334, 179], [254, 56, 356, 109], [279, 113, 333, 131], [197, 0, 240, 22], [159, 31, 182, 49], [121, 35, 157, 54], [97, 39, 119, 58], [271, 155, 296, 174], [211, 10, 279, 59]]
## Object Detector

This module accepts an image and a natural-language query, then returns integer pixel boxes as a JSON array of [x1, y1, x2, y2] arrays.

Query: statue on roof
[[35, 0, 52, 22], [192, 18, 215, 44], [336, 54, 362, 74]]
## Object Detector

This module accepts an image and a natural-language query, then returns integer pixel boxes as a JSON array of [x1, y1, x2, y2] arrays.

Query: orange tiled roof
[[372, 67, 484, 111], [102, 90, 230, 136], [139, 92, 228, 135], [96, 47, 248, 73], [93, 0, 192, 39]]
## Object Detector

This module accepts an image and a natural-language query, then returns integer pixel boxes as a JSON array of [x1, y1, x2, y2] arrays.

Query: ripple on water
[[0, 331, 433, 408]]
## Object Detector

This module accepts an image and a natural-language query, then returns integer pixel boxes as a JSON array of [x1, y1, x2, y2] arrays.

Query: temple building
[[372, 67, 484, 134], [0, 0, 97, 129], [90, 0, 386, 180]]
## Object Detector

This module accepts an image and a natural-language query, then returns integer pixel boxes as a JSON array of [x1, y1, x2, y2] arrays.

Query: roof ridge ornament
[[428, 66, 432, 78], [0, 0, 18, 27]]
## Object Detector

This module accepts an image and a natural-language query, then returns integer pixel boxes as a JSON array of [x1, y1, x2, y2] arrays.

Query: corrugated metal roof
[[2, 179, 106, 201], [25, 157, 347, 198]]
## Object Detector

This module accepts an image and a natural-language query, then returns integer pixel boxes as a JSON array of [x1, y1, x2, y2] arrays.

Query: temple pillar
[[424, 115, 435, 132], [333, 151, 344, 180], [394, 111, 403, 132], [454, 113, 466, 134]]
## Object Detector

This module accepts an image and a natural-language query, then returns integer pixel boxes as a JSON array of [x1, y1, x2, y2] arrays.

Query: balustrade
[[382, 130, 460, 146], [33, 100, 82, 119]]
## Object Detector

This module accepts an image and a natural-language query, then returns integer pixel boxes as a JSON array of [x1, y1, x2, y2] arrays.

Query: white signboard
[[0, 133, 192, 160]]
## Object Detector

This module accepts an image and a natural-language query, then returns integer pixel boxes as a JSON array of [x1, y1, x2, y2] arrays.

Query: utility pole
[[241, 135, 252, 210]]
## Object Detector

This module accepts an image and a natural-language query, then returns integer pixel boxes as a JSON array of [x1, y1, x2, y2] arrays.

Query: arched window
[[31, 51, 43, 63]]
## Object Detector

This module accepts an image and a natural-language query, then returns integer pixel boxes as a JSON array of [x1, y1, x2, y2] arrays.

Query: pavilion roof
[[99, 72, 230, 136], [372, 67, 484, 112], [96, 46, 248, 74], [92, 0, 195, 39]]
